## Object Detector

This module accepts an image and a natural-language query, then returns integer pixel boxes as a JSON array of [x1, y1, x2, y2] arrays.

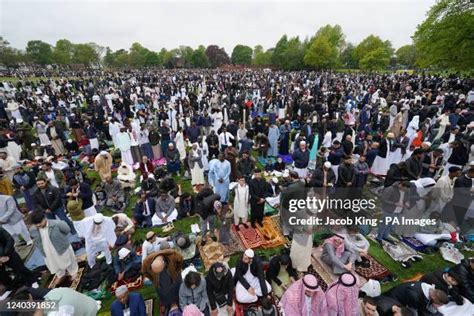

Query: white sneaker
[[26, 240, 33, 246]]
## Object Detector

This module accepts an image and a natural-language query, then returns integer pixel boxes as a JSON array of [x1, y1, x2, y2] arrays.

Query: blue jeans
[[377, 212, 399, 241], [47, 207, 77, 235]]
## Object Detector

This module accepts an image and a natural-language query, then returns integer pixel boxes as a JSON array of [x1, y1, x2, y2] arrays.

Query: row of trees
[[0, 1, 471, 71], [0, 38, 103, 67]]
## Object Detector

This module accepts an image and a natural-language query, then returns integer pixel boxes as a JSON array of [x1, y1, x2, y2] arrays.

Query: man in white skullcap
[[233, 249, 271, 303], [78, 213, 117, 268], [292, 141, 310, 179]]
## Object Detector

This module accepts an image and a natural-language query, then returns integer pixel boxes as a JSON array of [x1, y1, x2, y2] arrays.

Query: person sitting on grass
[[266, 252, 298, 298], [152, 190, 178, 226], [113, 248, 142, 283]]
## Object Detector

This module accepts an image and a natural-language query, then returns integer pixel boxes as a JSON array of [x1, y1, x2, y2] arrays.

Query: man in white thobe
[[116, 128, 134, 166], [0, 195, 32, 245], [79, 213, 117, 268]]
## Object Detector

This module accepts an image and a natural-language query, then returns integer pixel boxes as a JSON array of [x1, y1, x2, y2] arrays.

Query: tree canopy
[[231, 45, 253, 65], [413, 0, 474, 70], [1, 2, 471, 72]]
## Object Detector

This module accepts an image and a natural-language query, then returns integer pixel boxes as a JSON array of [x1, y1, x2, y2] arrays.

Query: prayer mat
[[256, 216, 287, 249], [153, 157, 167, 166], [380, 239, 423, 263], [145, 299, 154, 316], [25, 247, 46, 270], [15, 243, 34, 261], [402, 272, 424, 283], [257, 156, 275, 166], [264, 202, 278, 215], [278, 154, 293, 164], [222, 232, 245, 257], [354, 254, 390, 281], [110, 275, 144, 295], [402, 236, 428, 251], [311, 247, 368, 287], [307, 264, 329, 292], [231, 223, 265, 249], [48, 267, 84, 290], [196, 236, 228, 271]]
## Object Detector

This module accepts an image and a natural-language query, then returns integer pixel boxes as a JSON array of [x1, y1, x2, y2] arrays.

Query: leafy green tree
[[205, 45, 230, 68], [53, 39, 74, 65], [353, 35, 393, 70], [396, 44, 416, 68], [0, 37, 25, 66], [176, 46, 193, 68], [114, 49, 130, 67], [340, 43, 358, 69], [26, 40, 53, 64], [72, 43, 99, 66], [272, 35, 288, 68], [158, 48, 173, 68], [231, 45, 253, 65], [145, 51, 161, 66], [191, 45, 209, 68], [129, 42, 149, 67], [314, 24, 345, 51], [284, 37, 306, 70], [304, 35, 337, 69], [359, 47, 391, 71], [252, 45, 272, 66], [413, 0, 474, 70]]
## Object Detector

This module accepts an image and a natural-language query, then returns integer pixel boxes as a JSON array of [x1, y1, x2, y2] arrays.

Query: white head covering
[[244, 249, 254, 258], [93, 213, 104, 224], [324, 161, 332, 169], [118, 248, 131, 260], [412, 178, 436, 197]]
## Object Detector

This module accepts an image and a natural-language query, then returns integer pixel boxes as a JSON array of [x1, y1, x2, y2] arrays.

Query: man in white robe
[[116, 128, 134, 166], [79, 213, 117, 268], [30, 211, 78, 287], [208, 153, 231, 203], [0, 195, 32, 245]]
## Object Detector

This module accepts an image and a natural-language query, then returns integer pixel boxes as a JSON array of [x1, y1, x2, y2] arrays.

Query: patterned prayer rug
[[354, 254, 390, 280], [231, 223, 265, 249], [196, 236, 228, 271], [402, 236, 428, 251], [222, 232, 245, 257], [48, 267, 84, 290], [110, 275, 144, 295], [256, 216, 287, 249]]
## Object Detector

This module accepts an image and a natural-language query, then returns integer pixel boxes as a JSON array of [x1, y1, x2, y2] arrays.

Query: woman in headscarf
[[142, 249, 184, 315], [326, 272, 359, 316]]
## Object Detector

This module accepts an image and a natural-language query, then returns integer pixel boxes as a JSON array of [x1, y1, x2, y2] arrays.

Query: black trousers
[[250, 202, 265, 225]]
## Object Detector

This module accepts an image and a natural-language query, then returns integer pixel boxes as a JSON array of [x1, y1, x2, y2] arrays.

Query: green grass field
[[79, 155, 474, 315]]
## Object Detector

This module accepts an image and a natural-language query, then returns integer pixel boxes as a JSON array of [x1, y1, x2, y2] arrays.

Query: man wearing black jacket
[[266, 253, 298, 298], [248, 168, 269, 228], [234, 249, 271, 303], [32, 177, 76, 234], [420, 269, 463, 305], [450, 257, 474, 303], [405, 148, 424, 180], [206, 262, 234, 315], [387, 281, 449, 315], [0, 227, 36, 289]]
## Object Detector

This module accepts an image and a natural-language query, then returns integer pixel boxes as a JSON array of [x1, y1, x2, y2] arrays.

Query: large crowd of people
[[0, 69, 473, 315]]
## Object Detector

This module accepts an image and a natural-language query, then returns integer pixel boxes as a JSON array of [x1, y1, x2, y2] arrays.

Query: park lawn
[[62, 150, 474, 315]]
